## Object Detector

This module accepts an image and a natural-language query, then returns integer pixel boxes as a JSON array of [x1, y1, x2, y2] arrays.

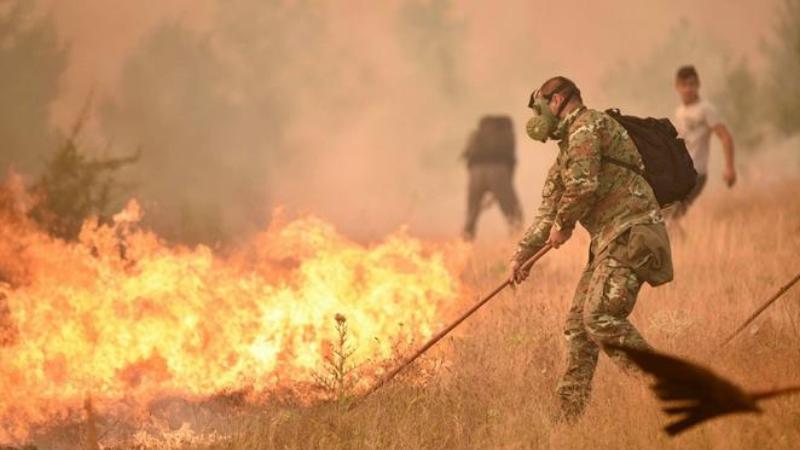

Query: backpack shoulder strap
[[602, 156, 645, 177], [602, 108, 645, 177]]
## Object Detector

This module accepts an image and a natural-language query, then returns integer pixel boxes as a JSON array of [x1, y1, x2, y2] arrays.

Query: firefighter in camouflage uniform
[[509, 76, 674, 421]]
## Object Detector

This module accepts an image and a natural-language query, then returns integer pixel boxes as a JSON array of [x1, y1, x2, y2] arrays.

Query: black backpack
[[463, 115, 516, 167], [604, 108, 697, 207]]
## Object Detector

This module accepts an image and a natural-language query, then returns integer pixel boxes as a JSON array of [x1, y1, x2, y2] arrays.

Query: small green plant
[[313, 313, 357, 408]]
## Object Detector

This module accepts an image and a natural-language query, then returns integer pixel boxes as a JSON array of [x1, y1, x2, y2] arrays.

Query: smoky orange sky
[[40, 0, 775, 130], [13, 0, 784, 241]]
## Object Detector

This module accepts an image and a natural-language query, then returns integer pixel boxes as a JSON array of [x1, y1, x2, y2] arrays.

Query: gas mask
[[525, 83, 577, 142], [526, 94, 558, 143]]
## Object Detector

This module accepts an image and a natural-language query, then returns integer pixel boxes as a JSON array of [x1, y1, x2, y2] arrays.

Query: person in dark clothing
[[462, 115, 524, 241]]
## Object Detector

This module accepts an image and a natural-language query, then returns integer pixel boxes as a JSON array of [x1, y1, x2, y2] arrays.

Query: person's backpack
[[463, 115, 516, 167], [604, 108, 697, 207]]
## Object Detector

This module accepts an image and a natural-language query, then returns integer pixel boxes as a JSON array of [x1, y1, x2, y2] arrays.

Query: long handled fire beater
[[350, 244, 553, 409], [722, 270, 800, 346]]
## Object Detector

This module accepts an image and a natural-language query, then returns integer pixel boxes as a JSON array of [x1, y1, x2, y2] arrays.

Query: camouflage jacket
[[515, 107, 663, 261]]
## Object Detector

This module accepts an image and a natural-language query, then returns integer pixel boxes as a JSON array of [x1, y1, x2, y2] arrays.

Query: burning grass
[[0, 184, 467, 447], [2, 178, 800, 449]]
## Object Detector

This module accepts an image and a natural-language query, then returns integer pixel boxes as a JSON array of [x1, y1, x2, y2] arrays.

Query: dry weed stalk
[[313, 313, 357, 408], [84, 394, 100, 450]]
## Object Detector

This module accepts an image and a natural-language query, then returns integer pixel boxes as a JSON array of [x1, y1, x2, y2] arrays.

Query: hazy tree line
[[1, 0, 799, 243], [603, 0, 800, 150], [0, 1, 66, 174], [102, 0, 468, 243]]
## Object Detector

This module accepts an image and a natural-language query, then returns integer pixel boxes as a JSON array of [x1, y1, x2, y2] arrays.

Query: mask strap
[[555, 85, 575, 118], [532, 81, 578, 116]]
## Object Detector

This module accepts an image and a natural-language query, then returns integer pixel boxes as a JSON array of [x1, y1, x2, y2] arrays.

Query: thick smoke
[[99, 0, 537, 242], [2, 0, 792, 243]]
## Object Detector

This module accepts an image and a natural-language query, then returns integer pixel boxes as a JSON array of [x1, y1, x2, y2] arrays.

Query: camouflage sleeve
[[513, 163, 562, 262], [553, 125, 602, 230]]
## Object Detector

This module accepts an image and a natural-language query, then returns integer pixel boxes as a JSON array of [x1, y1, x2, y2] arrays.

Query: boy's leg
[[671, 173, 708, 220]]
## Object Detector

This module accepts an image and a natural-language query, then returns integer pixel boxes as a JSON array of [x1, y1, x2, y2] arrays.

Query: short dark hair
[[539, 76, 583, 102], [676, 65, 699, 81]]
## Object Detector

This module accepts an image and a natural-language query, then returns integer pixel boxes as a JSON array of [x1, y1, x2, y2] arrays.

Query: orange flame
[[0, 194, 467, 442]]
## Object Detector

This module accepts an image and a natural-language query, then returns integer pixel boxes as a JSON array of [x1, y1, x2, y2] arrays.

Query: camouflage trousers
[[556, 234, 651, 420]]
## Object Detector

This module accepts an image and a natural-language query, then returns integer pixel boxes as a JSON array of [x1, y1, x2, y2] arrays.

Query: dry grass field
[[7, 178, 800, 450], [141, 180, 800, 449]]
